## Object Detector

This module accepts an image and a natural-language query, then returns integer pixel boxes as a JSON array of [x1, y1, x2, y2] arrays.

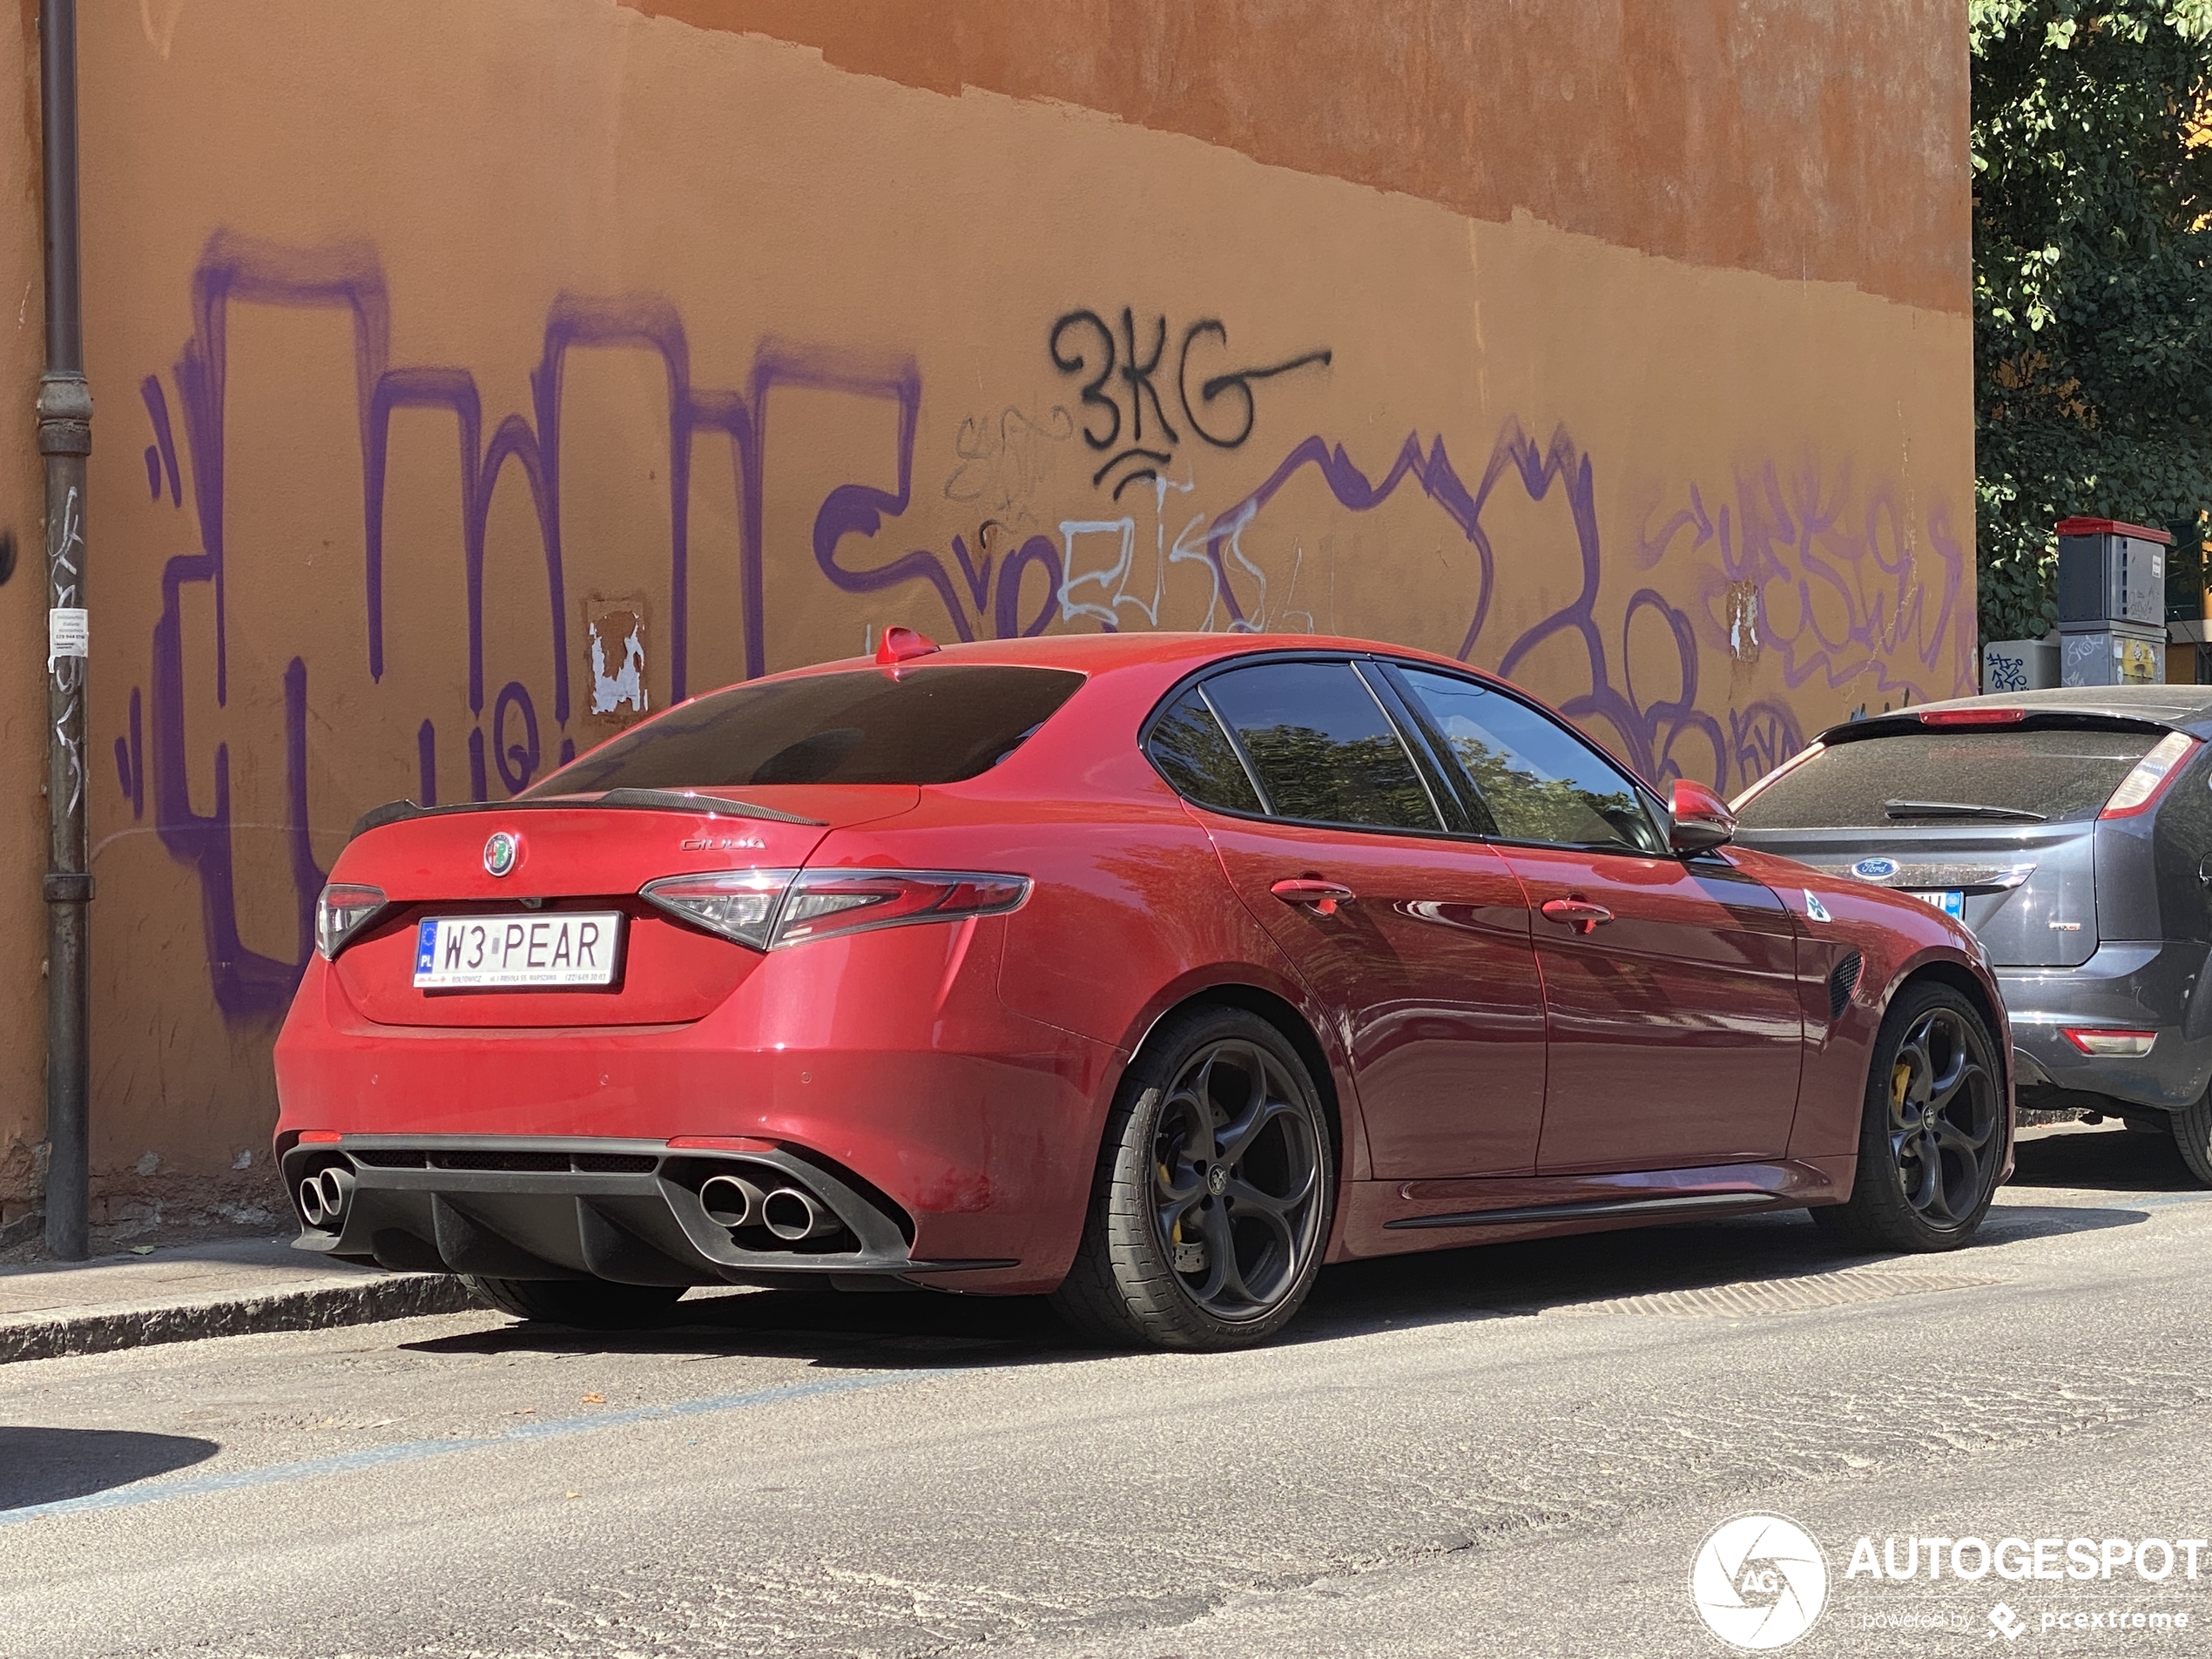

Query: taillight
[[1730, 741, 1824, 812], [637, 869, 796, 951], [772, 870, 1029, 947], [314, 883, 388, 960], [2101, 732, 2198, 819], [638, 868, 1029, 952], [2064, 1028, 2157, 1057]]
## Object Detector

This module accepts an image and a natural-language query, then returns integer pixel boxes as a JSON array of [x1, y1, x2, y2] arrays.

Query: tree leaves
[[1973, 2, 2212, 639]]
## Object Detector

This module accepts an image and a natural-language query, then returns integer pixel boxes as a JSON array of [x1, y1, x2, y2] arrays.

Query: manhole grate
[[1540, 1266, 2006, 1318]]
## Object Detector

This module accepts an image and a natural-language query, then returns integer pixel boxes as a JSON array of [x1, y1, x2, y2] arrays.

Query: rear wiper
[[1883, 799, 2047, 822]]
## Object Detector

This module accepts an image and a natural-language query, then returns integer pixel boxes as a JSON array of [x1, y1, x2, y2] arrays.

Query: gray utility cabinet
[[2059, 620, 2164, 687], [2057, 517, 2168, 628]]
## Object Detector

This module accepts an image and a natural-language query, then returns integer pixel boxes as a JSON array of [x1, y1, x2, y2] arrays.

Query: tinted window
[[1396, 667, 1664, 853], [1734, 725, 2161, 828], [1203, 662, 1441, 832], [1146, 690, 1264, 813], [525, 665, 1084, 794]]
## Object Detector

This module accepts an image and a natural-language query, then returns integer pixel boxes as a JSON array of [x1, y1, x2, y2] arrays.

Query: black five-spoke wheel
[[1885, 1003, 2000, 1228], [1054, 1007, 1334, 1349], [1151, 1038, 1325, 1322], [1817, 981, 2006, 1251]]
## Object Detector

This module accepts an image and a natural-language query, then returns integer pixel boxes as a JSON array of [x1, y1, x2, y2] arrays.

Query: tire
[[1051, 1007, 1335, 1352], [1811, 981, 2006, 1252], [2169, 1092, 2212, 1185], [462, 1276, 688, 1330]]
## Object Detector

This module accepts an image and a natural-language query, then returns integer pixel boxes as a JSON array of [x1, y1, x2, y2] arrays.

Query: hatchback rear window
[[1735, 725, 2163, 828], [525, 665, 1085, 794]]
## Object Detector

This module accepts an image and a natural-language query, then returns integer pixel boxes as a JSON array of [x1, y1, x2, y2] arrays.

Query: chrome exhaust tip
[[299, 1177, 329, 1228], [311, 1166, 355, 1232], [698, 1172, 765, 1230], [761, 1187, 839, 1242]]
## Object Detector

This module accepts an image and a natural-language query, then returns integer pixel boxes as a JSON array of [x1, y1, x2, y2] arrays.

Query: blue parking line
[[2, 1366, 953, 1528]]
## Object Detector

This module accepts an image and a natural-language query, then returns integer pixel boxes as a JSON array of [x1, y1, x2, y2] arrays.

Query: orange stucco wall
[[0, 0, 1971, 1222], [0, 0, 52, 1225]]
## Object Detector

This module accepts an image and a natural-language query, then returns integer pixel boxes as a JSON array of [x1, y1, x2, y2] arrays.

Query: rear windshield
[[524, 665, 1085, 794], [1735, 725, 2161, 829]]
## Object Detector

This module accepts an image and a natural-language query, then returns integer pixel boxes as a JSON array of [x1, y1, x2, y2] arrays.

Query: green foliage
[[1973, 2, 2212, 642]]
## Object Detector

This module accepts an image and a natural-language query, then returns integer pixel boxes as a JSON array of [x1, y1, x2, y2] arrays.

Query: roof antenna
[[875, 625, 941, 666]]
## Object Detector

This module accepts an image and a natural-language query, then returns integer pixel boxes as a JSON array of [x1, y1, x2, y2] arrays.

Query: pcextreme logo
[[1689, 1513, 1830, 1651]]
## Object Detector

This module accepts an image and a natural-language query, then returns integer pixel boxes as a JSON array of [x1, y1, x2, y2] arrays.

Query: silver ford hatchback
[[1731, 686, 2212, 1181]]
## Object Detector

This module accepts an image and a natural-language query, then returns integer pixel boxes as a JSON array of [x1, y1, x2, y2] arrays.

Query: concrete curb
[[0, 1271, 483, 1366]]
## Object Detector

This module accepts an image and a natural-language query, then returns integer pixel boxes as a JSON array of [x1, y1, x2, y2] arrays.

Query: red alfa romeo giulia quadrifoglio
[[273, 630, 2012, 1350]]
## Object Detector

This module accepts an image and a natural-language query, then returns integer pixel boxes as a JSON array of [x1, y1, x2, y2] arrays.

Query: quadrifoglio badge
[[1689, 1518, 2207, 1649]]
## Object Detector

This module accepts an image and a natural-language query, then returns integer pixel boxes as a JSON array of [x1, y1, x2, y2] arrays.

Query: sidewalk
[[0, 1234, 479, 1365]]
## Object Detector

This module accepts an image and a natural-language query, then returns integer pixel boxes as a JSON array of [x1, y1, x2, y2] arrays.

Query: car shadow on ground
[[2008, 1120, 2204, 1193], [401, 1170, 2155, 1367], [0, 1426, 219, 1511]]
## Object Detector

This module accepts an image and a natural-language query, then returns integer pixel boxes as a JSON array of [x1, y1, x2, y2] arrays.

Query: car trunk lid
[[1732, 822, 2099, 967], [327, 786, 918, 1027]]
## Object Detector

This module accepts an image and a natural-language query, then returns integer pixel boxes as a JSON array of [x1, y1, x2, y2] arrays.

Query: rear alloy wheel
[[1813, 983, 2006, 1251], [1052, 1008, 1333, 1351], [463, 1276, 688, 1330], [2169, 1092, 2212, 1185]]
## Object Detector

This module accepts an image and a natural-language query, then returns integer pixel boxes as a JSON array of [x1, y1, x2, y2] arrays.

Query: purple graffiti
[[1195, 421, 1729, 790], [142, 231, 1048, 1021], [1639, 458, 1977, 709]]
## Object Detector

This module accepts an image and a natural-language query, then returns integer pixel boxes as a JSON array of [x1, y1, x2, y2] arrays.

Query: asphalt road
[[4, 1122, 2211, 1658]]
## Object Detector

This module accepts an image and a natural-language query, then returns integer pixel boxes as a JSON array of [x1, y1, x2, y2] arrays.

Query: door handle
[[1271, 879, 1355, 917], [1541, 897, 1614, 935]]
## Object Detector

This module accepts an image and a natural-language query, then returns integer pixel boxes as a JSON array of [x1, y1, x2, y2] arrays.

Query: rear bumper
[[280, 1136, 1011, 1287], [1999, 940, 2212, 1113], [273, 932, 1126, 1294]]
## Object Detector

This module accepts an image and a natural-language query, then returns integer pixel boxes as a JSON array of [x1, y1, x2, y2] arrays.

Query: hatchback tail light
[[314, 883, 388, 961], [2064, 1028, 2158, 1057], [2101, 731, 2198, 819], [640, 868, 1029, 951]]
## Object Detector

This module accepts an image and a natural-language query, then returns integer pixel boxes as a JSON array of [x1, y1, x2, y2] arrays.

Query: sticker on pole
[[47, 607, 86, 671]]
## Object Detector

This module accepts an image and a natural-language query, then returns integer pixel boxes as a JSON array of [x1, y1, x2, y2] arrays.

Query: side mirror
[[1669, 779, 1737, 854]]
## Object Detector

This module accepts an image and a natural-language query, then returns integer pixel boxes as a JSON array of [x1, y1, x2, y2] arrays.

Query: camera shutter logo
[[1689, 1513, 1829, 1651], [483, 831, 520, 879]]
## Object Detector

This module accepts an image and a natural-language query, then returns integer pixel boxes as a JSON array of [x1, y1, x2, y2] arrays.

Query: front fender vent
[[1828, 952, 1863, 1021]]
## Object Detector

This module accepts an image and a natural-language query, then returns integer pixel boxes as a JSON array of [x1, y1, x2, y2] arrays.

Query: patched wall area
[[60, 0, 1970, 1211]]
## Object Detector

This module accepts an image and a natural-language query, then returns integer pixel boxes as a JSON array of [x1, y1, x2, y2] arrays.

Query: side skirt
[[1326, 1157, 1857, 1262]]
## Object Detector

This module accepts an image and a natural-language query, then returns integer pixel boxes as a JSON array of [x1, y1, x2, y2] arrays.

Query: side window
[[1394, 667, 1665, 854], [1202, 661, 1442, 833], [1145, 689, 1264, 814]]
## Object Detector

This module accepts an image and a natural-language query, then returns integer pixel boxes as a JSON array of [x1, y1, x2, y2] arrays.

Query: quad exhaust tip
[[300, 1165, 355, 1231], [699, 1173, 840, 1242], [698, 1172, 766, 1230], [762, 1186, 840, 1242]]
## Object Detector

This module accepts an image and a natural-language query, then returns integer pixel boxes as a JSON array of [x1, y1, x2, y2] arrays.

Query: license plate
[[413, 912, 624, 988], [1911, 890, 1966, 921]]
